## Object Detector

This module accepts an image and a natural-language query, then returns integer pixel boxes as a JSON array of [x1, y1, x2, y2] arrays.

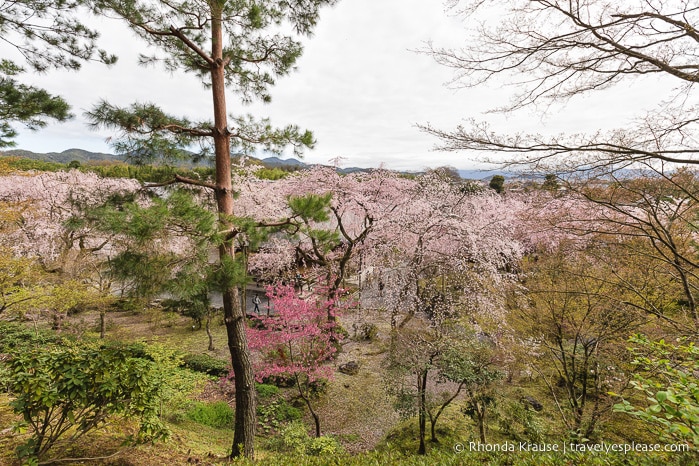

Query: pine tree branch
[[168, 26, 215, 67], [144, 174, 216, 190], [160, 124, 213, 137]]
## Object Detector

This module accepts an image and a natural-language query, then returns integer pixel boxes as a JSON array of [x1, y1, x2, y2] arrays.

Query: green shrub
[[255, 167, 290, 180], [353, 323, 379, 342], [100, 340, 150, 360], [489, 174, 505, 193], [256, 383, 280, 399], [5, 157, 66, 172], [268, 421, 343, 456], [6, 341, 168, 462], [185, 401, 234, 429], [256, 381, 301, 435], [168, 411, 187, 424], [0, 322, 65, 352], [276, 421, 310, 454], [496, 399, 546, 443], [275, 401, 302, 422], [182, 353, 228, 377], [613, 334, 699, 447], [85, 163, 215, 183], [306, 435, 343, 456], [257, 399, 302, 434]]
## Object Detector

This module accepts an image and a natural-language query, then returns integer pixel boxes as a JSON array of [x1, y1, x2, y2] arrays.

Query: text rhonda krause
[[467, 442, 691, 453]]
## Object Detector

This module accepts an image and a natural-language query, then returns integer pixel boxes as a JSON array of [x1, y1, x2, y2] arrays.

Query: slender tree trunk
[[206, 310, 214, 351], [222, 287, 256, 458], [673, 255, 698, 324], [100, 309, 106, 339], [310, 405, 321, 438], [52, 311, 63, 332], [357, 253, 362, 310], [210, 6, 255, 459], [477, 403, 487, 443], [295, 375, 322, 437], [430, 380, 465, 442], [417, 370, 428, 455]]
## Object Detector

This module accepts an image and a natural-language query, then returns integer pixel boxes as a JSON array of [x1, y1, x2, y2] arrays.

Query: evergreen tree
[[542, 173, 559, 191], [489, 174, 505, 193], [86, 0, 337, 458]]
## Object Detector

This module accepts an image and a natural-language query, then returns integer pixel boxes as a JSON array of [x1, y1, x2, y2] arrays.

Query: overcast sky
[[6, 1, 665, 171]]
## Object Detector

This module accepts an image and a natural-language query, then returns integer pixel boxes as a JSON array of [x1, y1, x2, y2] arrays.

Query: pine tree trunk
[[210, 5, 256, 459], [222, 287, 256, 458]]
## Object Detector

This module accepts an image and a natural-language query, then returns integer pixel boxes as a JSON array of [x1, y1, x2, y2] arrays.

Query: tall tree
[[369, 171, 523, 330], [489, 174, 504, 193], [86, 0, 337, 458], [422, 1, 699, 173], [0, 1, 115, 146]]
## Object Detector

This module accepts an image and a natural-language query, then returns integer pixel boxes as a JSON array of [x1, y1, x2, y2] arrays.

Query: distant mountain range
[[259, 156, 306, 167], [0, 148, 376, 175], [1, 148, 126, 164], [1, 148, 516, 180], [258, 156, 370, 175]]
